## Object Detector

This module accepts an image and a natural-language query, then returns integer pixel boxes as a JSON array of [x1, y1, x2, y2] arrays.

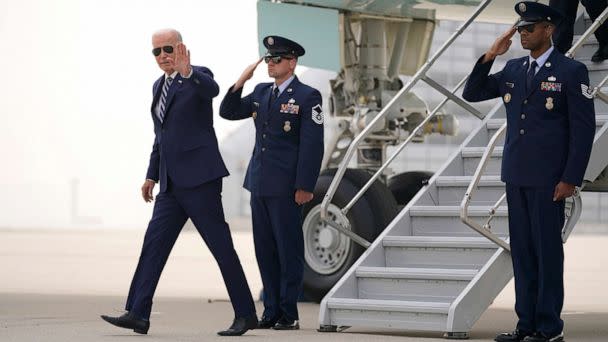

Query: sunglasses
[[152, 45, 174, 56], [264, 55, 293, 64], [517, 22, 548, 34]]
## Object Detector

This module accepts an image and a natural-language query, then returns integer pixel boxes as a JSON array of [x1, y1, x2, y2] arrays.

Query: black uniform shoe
[[591, 44, 608, 62], [273, 318, 300, 330], [217, 315, 258, 336], [495, 329, 534, 342], [100, 312, 149, 334], [257, 316, 279, 329], [523, 332, 564, 342]]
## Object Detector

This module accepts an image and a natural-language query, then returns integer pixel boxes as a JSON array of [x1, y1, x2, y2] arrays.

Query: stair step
[[383, 236, 500, 269], [461, 146, 503, 158], [356, 266, 477, 281], [327, 298, 450, 314], [486, 119, 505, 130], [409, 206, 509, 236], [433, 175, 505, 205], [410, 205, 508, 217], [383, 235, 498, 249], [435, 175, 503, 187]]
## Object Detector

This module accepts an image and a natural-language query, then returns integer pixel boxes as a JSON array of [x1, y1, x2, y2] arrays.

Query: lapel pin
[[545, 62, 551, 67], [287, 88, 293, 93], [178, 79, 182, 84]]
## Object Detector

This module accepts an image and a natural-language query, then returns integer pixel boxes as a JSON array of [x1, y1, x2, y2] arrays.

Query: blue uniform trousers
[[250, 195, 304, 321], [125, 178, 255, 320], [506, 184, 565, 336]]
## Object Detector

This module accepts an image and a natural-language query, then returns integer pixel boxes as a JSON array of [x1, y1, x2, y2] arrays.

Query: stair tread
[[327, 298, 451, 314], [435, 175, 503, 187], [356, 266, 477, 280], [383, 235, 501, 249], [486, 119, 506, 130], [462, 146, 503, 157], [410, 205, 508, 216]]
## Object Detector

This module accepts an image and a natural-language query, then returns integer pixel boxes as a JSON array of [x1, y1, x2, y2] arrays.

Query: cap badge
[[267, 37, 274, 45], [519, 2, 526, 12]]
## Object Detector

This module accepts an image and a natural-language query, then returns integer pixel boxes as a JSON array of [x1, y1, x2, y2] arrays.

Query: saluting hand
[[142, 179, 156, 203], [483, 27, 517, 63], [553, 181, 576, 202], [295, 189, 314, 205], [233, 58, 263, 92], [168, 42, 192, 76]]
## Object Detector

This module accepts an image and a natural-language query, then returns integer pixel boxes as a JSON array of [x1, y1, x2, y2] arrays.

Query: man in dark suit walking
[[463, 2, 595, 341], [220, 36, 324, 331], [100, 28, 257, 337]]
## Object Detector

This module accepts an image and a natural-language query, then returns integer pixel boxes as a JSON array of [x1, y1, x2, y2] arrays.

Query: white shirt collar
[[529, 46, 554, 70], [273, 75, 295, 95], [165, 71, 178, 80]]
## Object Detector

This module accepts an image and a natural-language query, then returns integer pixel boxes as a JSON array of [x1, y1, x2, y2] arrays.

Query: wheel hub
[[302, 203, 352, 275]]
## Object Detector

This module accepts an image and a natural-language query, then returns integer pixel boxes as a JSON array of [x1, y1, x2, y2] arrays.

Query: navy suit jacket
[[146, 66, 229, 192], [463, 50, 595, 187], [219, 76, 324, 197]]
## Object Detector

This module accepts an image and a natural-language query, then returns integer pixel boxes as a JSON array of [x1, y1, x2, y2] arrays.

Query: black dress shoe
[[257, 316, 279, 329], [100, 312, 149, 334], [217, 315, 258, 336], [495, 329, 533, 342], [523, 332, 564, 342], [591, 44, 608, 63], [272, 318, 300, 330]]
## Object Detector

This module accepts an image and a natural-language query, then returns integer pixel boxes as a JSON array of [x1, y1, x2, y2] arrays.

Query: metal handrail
[[341, 75, 470, 215], [566, 7, 608, 59], [460, 7, 608, 250], [320, 0, 496, 240], [460, 122, 510, 251]]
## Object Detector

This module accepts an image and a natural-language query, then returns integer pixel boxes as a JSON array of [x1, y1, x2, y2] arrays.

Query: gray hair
[[152, 28, 183, 42]]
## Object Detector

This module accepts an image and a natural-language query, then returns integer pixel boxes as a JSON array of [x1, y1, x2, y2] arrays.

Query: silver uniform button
[[262, 147, 266, 152], [520, 129, 525, 135], [263, 134, 266, 138], [524, 100, 528, 104], [521, 114, 526, 119]]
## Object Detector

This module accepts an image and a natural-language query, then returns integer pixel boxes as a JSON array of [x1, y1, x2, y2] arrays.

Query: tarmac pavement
[[1, 226, 607, 341]]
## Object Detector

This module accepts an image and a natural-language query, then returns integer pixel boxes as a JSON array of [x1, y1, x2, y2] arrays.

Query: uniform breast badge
[[545, 97, 554, 110], [504, 93, 511, 103], [283, 121, 291, 132]]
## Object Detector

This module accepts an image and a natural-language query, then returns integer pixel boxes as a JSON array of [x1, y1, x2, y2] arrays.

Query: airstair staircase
[[318, 2, 608, 338]]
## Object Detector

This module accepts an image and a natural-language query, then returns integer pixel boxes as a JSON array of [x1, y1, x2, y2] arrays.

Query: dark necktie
[[159, 76, 173, 122], [526, 60, 537, 92], [270, 86, 279, 107]]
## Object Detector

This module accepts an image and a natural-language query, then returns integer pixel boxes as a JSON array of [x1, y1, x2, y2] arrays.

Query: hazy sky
[[0, 0, 287, 229]]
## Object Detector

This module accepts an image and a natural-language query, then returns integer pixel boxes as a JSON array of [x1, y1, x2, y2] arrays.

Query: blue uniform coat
[[463, 50, 595, 187], [219, 76, 324, 196]]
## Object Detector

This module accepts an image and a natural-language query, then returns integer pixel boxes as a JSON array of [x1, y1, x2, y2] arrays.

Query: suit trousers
[[551, 0, 608, 53], [125, 177, 255, 320], [506, 184, 565, 336], [250, 195, 304, 322]]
